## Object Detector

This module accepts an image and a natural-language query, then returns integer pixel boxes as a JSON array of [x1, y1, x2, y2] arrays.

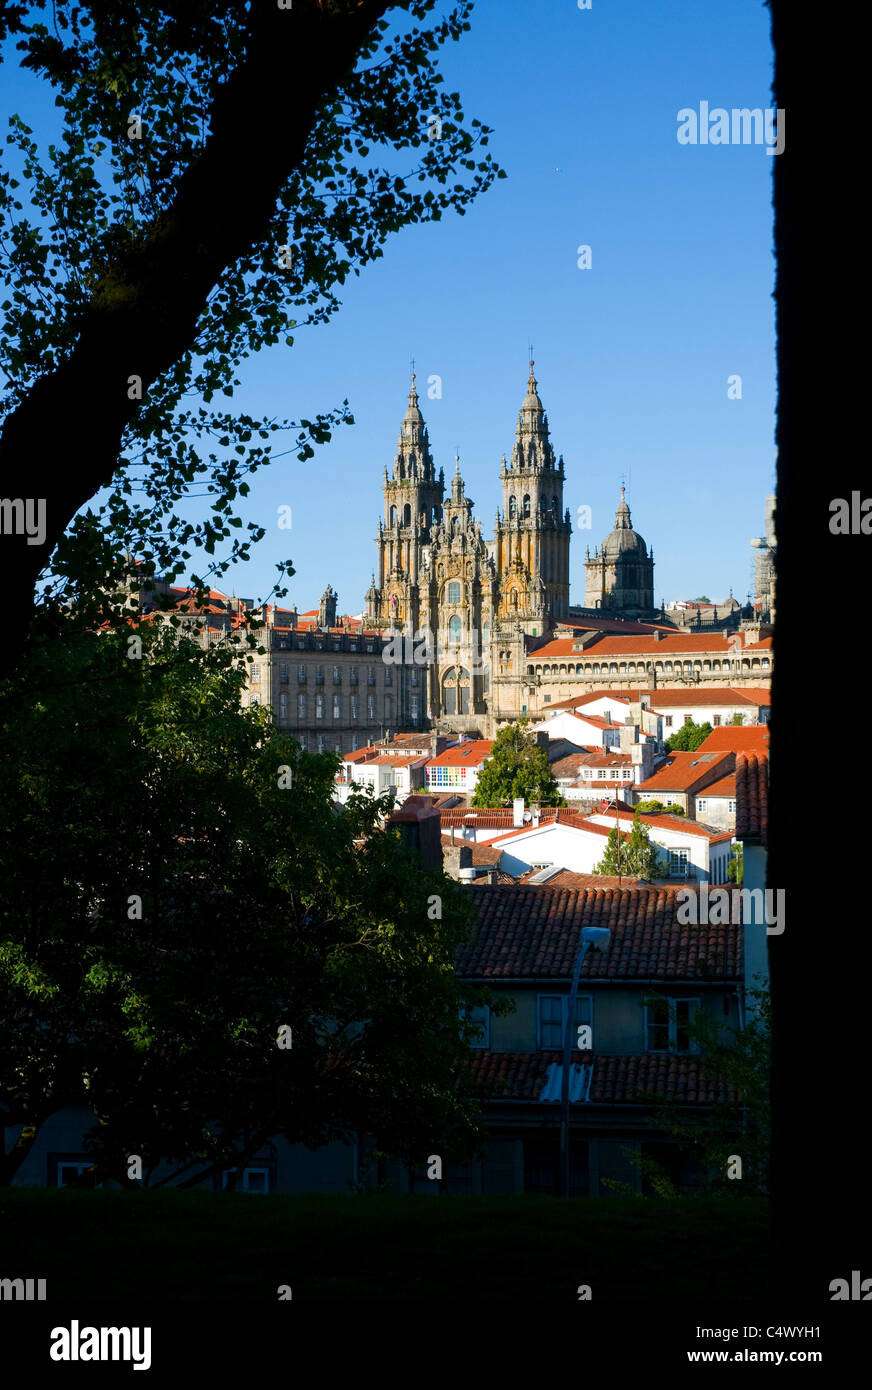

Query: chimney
[[513, 797, 525, 828]]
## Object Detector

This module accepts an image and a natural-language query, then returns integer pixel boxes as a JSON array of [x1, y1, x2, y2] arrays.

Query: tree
[[594, 810, 664, 879], [0, 620, 494, 1187], [727, 842, 743, 884], [728, 713, 746, 726], [635, 799, 684, 816], [470, 720, 565, 809], [666, 720, 713, 752], [0, 0, 502, 675], [693, 595, 711, 603]]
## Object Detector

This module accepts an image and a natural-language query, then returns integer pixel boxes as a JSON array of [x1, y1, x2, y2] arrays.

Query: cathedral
[[364, 364, 660, 734]]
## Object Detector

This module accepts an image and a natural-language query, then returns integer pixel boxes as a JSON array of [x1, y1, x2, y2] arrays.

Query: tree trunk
[[0, 0, 392, 681]]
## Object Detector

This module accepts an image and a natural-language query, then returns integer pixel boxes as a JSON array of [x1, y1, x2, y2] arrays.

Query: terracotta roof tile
[[459, 885, 742, 979], [697, 726, 771, 754], [735, 752, 769, 845], [467, 1050, 738, 1104], [635, 751, 734, 792]]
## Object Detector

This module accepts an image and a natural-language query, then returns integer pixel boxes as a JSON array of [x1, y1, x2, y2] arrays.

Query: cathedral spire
[[510, 359, 555, 472], [393, 369, 435, 483]]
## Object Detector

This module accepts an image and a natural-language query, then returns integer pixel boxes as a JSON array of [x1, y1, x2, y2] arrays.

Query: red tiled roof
[[459, 885, 742, 979], [603, 808, 733, 842], [515, 869, 644, 889], [697, 726, 771, 754], [735, 752, 768, 845], [635, 751, 734, 793], [467, 1051, 738, 1105], [427, 739, 493, 768], [533, 633, 748, 658], [488, 816, 631, 847], [696, 775, 736, 799], [648, 688, 768, 708]]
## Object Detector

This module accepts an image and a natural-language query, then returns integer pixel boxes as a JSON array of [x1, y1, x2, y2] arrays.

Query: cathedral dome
[[600, 490, 649, 559]]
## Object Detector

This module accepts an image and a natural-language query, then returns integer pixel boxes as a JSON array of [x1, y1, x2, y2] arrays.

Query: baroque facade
[[365, 364, 574, 733], [363, 365, 768, 736]]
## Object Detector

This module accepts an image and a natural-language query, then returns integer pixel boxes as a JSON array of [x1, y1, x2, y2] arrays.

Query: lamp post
[[559, 925, 611, 1198]]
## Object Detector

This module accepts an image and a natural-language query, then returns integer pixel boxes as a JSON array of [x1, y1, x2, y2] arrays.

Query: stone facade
[[364, 367, 772, 737]]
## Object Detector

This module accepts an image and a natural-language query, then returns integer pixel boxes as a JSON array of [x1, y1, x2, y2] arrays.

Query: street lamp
[[559, 925, 611, 1198]]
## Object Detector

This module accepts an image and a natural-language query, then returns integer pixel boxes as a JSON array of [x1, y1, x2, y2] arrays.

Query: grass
[[0, 1189, 770, 1300]]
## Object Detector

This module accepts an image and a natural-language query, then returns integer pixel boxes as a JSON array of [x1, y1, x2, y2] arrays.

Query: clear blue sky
[[4, 0, 776, 613]]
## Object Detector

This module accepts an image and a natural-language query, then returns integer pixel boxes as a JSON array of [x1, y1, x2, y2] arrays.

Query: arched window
[[523, 494, 531, 518], [448, 580, 461, 604], [448, 615, 462, 642], [552, 495, 559, 515], [389, 505, 397, 526], [509, 496, 517, 519], [403, 503, 411, 526], [483, 620, 490, 645], [512, 591, 518, 610]]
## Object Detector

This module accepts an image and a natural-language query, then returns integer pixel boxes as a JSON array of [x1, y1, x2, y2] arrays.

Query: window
[[367, 695, 376, 720], [537, 994, 592, 1049], [665, 715, 673, 728], [315, 694, 324, 720], [410, 696, 419, 725], [728, 799, 736, 814], [385, 695, 392, 720], [448, 581, 461, 604], [333, 665, 341, 684], [333, 694, 341, 719], [250, 664, 260, 682], [279, 693, 288, 720], [297, 693, 306, 718], [279, 664, 289, 684], [464, 1004, 490, 1048], [54, 1159, 100, 1188], [297, 664, 306, 683], [351, 694, 359, 719], [544, 694, 551, 703], [668, 848, 689, 877], [697, 799, 707, 814], [350, 667, 359, 685], [509, 495, 516, 519], [384, 666, 392, 686], [448, 615, 462, 642], [684, 714, 692, 725], [351, 733, 359, 751], [249, 695, 259, 706], [315, 665, 324, 684], [713, 714, 722, 726], [597, 769, 606, 779], [367, 666, 376, 685], [523, 493, 531, 517], [317, 735, 326, 753], [221, 1167, 271, 1194], [645, 997, 699, 1053]]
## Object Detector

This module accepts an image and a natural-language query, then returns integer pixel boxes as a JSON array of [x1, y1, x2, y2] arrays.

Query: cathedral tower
[[367, 374, 444, 632], [494, 363, 571, 630]]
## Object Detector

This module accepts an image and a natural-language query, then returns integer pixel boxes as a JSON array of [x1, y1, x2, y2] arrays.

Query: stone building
[[583, 487, 656, 617], [364, 366, 771, 736], [137, 575, 414, 754]]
